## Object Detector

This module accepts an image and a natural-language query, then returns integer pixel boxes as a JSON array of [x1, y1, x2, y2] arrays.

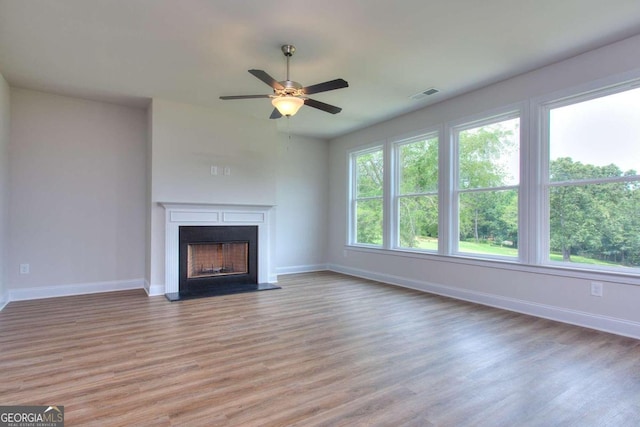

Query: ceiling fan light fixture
[[272, 96, 304, 116]]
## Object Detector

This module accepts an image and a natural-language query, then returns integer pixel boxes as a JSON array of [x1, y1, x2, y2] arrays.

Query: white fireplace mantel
[[160, 202, 277, 294]]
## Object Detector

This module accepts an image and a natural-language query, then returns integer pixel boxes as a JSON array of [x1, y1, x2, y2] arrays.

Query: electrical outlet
[[20, 263, 30, 274], [223, 167, 231, 176], [591, 281, 603, 297], [210, 166, 218, 176]]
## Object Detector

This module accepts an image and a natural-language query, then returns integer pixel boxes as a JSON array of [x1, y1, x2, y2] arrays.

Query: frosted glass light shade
[[272, 96, 304, 116]]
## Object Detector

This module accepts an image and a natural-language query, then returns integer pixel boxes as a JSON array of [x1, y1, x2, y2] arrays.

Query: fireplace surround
[[161, 203, 278, 300], [179, 225, 258, 294]]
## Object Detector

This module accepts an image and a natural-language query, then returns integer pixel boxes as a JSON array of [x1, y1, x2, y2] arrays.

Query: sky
[[550, 86, 640, 174]]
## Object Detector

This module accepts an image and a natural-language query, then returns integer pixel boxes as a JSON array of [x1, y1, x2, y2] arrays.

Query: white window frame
[[392, 130, 440, 253], [538, 79, 640, 273], [348, 144, 385, 248], [344, 71, 640, 282], [449, 107, 524, 261]]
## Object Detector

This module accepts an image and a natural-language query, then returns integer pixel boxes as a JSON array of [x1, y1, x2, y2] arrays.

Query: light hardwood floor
[[1, 271, 639, 426]]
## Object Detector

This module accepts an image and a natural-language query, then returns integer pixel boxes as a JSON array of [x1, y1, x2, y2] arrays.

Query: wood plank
[[1, 271, 639, 426]]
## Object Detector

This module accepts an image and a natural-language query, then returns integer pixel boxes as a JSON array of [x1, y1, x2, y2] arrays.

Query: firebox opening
[[187, 242, 248, 279], [178, 225, 259, 295]]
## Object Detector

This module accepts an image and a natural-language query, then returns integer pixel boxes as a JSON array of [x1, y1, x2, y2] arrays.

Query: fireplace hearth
[[165, 225, 280, 301]]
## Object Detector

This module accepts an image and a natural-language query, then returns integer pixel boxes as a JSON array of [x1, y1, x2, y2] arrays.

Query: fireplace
[[160, 203, 278, 300], [179, 226, 258, 295]]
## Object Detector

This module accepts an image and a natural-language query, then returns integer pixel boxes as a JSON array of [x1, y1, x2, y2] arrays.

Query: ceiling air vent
[[410, 87, 440, 100]]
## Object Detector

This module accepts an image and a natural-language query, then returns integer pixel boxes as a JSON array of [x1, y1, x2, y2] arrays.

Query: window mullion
[[384, 140, 394, 250], [440, 125, 454, 255], [518, 100, 534, 264]]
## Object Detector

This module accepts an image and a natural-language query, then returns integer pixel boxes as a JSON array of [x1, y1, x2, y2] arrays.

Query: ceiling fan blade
[[269, 108, 282, 119], [249, 69, 284, 90], [304, 98, 342, 114], [219, 95, 272, 100], [302, 78, 349, 95]]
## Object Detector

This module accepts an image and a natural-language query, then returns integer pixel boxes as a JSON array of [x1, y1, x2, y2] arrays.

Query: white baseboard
[[0, 281, 7, 310], [276, 264, 328, 276], [144, 279, 165, 297], [328, 264, 640, 340], [9, 278, 145, 302]]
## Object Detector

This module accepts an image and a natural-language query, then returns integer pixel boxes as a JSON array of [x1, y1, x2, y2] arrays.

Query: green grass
[[458, 241, 518, 257], [410, 237, 626, 267], [410, 237, 518, 256], [548, 253, 623, 267], [411, 237, 438, 251]]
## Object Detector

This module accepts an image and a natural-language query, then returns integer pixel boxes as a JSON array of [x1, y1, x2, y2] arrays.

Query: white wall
[[8, 89, 147, 297], [328, 35, 640, 338], [147, 98, 279, 292], [145, 101, 153, 289], [276, 133, 329, 274], [0, 73, 10, 308]]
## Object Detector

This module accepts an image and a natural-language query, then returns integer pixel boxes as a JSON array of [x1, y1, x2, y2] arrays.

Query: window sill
[[344, 244, 640, 286]]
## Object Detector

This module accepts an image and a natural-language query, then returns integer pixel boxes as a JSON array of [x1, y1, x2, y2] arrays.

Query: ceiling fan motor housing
[[278, 80, 303, 97]]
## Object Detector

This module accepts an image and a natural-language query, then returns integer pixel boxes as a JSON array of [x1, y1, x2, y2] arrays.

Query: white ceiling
[[1, 1, 639, 139]]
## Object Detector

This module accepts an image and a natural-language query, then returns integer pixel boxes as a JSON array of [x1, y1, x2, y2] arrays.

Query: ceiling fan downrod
[[281, 44, 295, 82]]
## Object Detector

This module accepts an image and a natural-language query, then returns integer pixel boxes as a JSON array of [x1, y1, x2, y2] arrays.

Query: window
[[395, 134, 439, 251], [345, 73, 640, 278], [351, 146, 384, 246], [454, 115, 520, 258], [545, 86, 640, 269]]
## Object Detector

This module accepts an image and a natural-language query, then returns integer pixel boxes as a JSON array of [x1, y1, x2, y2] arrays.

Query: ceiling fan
[[220, 44, 348, 119]]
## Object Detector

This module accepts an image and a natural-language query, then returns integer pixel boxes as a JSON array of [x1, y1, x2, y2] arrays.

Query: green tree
[[355, 150, 384, 245], [621, 180, 640, 266], [458, 122, 518, 248], [397, 138, 438, 248], [549, 158, 640, 266]]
